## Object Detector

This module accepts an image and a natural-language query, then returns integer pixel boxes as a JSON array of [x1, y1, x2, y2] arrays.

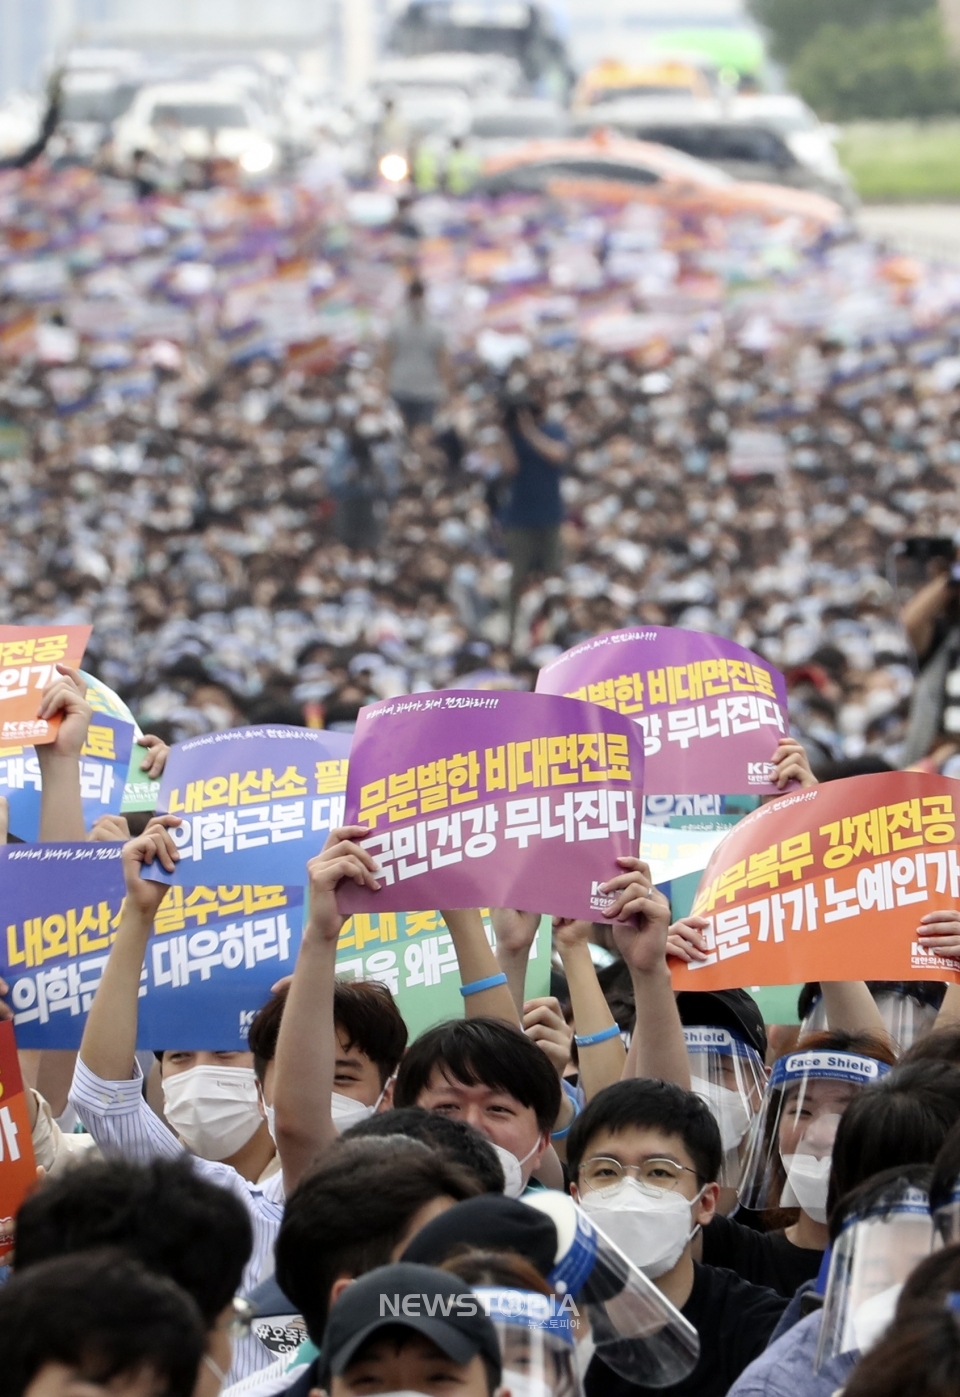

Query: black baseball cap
[[317, 1263, 502, 1384], [676, 989, 768, 1060], [401, 1196, 559, 1277]]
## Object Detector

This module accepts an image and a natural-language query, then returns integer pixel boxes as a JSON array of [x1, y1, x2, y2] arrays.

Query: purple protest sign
[[337, 690, 644, 922], [535, 628, 790, 796]]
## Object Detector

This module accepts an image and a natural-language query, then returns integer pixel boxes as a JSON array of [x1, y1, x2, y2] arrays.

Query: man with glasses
[[566, 1079, 786, 1397]]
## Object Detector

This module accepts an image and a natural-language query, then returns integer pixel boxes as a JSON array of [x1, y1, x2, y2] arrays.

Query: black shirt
[[701, 1213, 823, 1299], [585, 1262, 786, 1397]]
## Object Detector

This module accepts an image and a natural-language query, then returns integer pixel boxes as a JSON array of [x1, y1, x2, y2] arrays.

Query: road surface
[[857, 204, 960, 265]]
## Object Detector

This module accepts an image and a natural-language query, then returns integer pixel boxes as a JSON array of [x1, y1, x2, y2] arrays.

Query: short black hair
[[247, 979, 408, 1086], [566, 1079, 722, 1187], [904, 1026, 960, 1069], [275, 1136, 484, 1344], [840, 1306, 960, 1397], [0, 1249, 206, 1397], [828, 1162, 932, 1243], [13, 1157, 252, 1326], [829, 1061, 960, 1219], [343, 1105, 506, 1192], [334, 978, 409, 1086], [898, 1244, 960, 1318], [395, 1017, 562, 1134]]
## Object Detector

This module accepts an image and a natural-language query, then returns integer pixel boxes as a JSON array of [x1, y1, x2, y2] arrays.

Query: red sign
[[0, 1019, 37, 1260]]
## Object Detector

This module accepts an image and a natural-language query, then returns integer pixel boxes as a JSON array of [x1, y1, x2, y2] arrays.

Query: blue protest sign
[[143, 725, 351, 889], [0, 843, 303, 1049], [0, 714, 134, 841]]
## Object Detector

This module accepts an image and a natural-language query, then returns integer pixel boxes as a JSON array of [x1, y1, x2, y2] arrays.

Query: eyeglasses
[[580, 1156, 699, 1193], [225, 1296, 255, 1339]]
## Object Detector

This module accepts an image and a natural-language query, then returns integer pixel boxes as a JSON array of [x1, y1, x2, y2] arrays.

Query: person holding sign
[[68, 823, 285, 1378]]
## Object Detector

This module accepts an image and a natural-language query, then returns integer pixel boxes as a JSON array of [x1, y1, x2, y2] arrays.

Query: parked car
[[113, 82, 279, 177], [573, 57, 715, 110], [573, 96, 856, 211], [479, 134, 846, 230]]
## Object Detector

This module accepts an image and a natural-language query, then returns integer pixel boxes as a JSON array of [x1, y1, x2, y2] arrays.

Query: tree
[[748, 0, 936, 64], [791, 10, 960, 119]]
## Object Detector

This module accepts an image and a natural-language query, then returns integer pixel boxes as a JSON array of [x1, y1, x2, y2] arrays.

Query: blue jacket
[[725, 1311, 857, 1397]]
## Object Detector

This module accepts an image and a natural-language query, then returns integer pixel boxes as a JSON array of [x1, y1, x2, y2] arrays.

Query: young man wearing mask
[[274, 827, 632, 1195], [567, 1079, 785, 1397], [69, 823, 284, 1370]]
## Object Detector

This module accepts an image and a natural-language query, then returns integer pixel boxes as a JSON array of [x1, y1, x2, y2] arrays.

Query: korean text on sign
[[358, 733, 632, 830], [671, 774, 960, 989], [0, 625, 92, 746], [535, 627, 791, 796], [339, 690, 644, 923]]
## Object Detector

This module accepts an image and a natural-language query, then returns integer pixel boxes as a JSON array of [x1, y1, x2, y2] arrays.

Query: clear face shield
[[737, 1050, 892, 1216], [873, 992, 938, 1055], [801, 988, 938, 1054], [523, 1190, 700, 1390], [684, 1027, 767, 1189], [473, 1288, 582, 1397], [934, 1183, 960, 1247], [815, 1185, 938, 1369]]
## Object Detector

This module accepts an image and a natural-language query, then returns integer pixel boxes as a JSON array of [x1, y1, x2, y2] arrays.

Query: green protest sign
[[334, 909, 552, 1040]]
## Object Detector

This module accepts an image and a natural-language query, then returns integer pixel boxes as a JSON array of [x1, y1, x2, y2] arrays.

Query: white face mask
[[264, 1102, 277, 1144], [331, 1090, 379, 1133], [850, 1282, 902, 1354], [779, 1153, 832, 1224], [690, 1075, 753, 1153], [494, 1138, 543, 1199], [580, 1176, 702, 1279], [502, 1370, 555, 1397], [162, 1065, 263, 1161]]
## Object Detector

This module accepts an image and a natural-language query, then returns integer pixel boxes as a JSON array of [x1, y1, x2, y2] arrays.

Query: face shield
[[524, 1190, 700, 1389], [738, 1050, 892, 1215], [473, 1288, 581, 1397], [873, 991, 938, 1054], [801, 987, 939, 1054], [815, 1184, 938, 1369], [934, 1182, 960, 1246], [684, 1027, 767, 1188]]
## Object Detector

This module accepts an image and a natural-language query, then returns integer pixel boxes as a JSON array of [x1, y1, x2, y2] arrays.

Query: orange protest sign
[[0, 625, 91, 746], [671, 772, 960, 991], [0, 1019, 36, 1259]]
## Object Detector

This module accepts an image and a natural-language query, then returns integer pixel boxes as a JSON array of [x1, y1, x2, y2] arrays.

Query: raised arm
[[442, 907, 522, 1027], [273, 826, 381, 1195], [604, 857, 691, 1090], [36, 665, 92, 842], [78, 820, 179, 1082], [902, 571, 950, 659], [553, 917, 625, 1101], [490, 908, 539, 1017], [817, 982, 888, 1039]]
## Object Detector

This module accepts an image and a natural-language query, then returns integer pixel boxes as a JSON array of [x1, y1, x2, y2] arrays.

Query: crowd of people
[[8, 149, 960, 1397], [3, 160, 960, 766], [2, 668, 960, 1397]]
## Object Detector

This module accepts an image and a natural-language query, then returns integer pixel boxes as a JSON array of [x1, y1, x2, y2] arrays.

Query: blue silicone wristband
[[552, 1096, 581, 1140], [460, 973, 509, 998], [574, 1024, 622, 1047]]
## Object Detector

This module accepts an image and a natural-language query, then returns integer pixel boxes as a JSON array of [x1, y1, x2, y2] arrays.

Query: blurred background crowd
[[3, 1, 960, 773]]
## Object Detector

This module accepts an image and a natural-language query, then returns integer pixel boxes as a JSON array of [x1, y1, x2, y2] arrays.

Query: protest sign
[[337, 691, 644, 921], [0, 1020, 36, 1258], [81, 673, 158, 814], [536, 628, 790, 796], [0, 713, 133, 841], [0, 842, 305, 1049], [143, 726, 352, 889], [0, 625, 91, 746], [336, 909, 552, 1040], [643, 794, 760, 827], [671, 772, 960, 990]]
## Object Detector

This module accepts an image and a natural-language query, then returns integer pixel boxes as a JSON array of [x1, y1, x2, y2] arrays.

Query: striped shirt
[[69, 1057, 284, 1381]]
